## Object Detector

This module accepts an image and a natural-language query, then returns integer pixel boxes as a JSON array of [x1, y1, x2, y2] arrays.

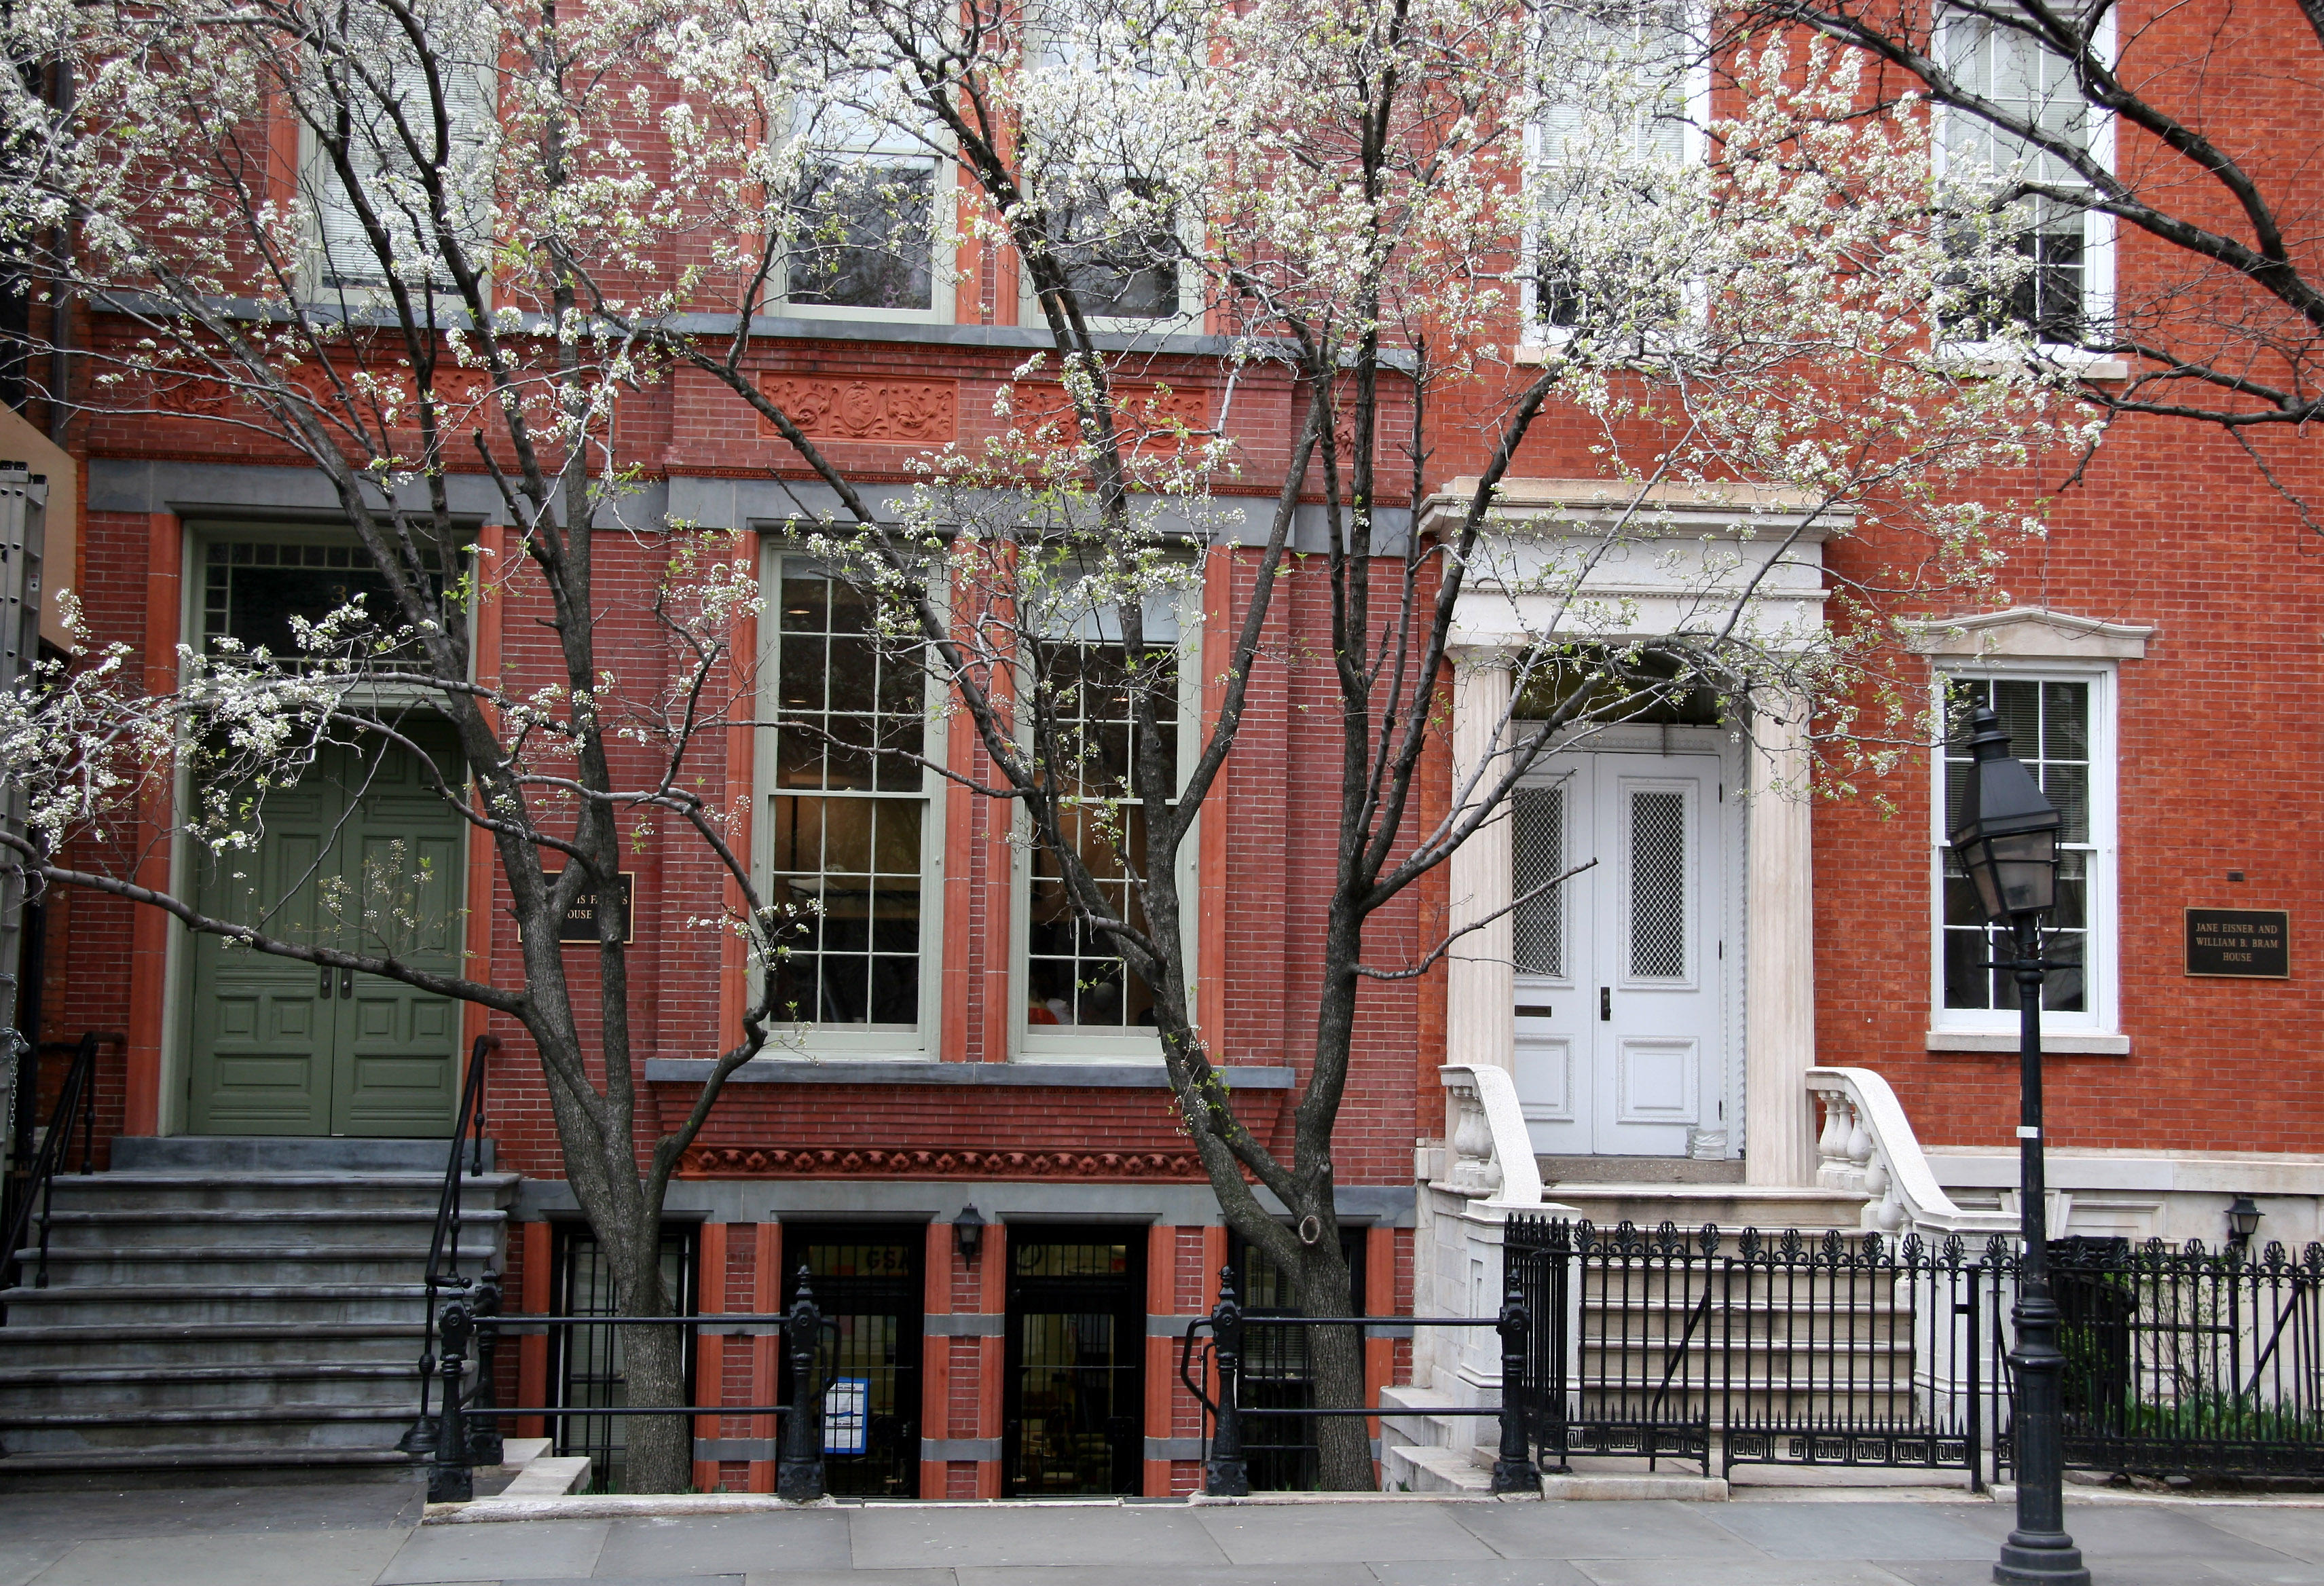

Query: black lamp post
[[1950, 704, 2088, 1586]]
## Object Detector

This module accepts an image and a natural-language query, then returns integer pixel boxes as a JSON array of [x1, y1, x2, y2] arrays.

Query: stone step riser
[[22, 1252, 494, 1287], [0, 1373, 422, 1414], [29, 1216, 501, 1251], [0, 1335, 424, 1369], [39, 1172, 490, 1209], [5, 1416, 420, 1455], [3, 1295, 426, 1328]]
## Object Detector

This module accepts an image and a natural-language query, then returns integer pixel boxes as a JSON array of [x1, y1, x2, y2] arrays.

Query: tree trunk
[[612, 1232, 690, 1494], [1292, 1236, 1374, 1492]]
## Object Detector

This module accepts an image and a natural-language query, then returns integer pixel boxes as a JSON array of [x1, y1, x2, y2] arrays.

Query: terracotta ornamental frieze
[[678, 1145, 1205, 1179], [756, 373, 959, 444]]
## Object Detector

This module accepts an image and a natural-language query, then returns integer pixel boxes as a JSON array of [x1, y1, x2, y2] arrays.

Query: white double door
[[1511, 744, 1735, 1158]]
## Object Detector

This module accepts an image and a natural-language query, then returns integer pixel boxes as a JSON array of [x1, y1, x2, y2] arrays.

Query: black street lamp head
[[1948, 703, 2063, 925], [2227, 1194, 2263, 1249], [953, 1205, 985, 1259]]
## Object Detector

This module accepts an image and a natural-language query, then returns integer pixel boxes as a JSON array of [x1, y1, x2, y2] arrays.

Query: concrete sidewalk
[[5, 1480, 2324, 1586]]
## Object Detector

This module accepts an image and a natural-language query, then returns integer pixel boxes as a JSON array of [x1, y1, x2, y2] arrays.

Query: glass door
[[1002, 1228, 1145, 1496]]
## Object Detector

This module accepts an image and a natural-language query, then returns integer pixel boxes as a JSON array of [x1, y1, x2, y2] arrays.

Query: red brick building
[[5, 0, 2321, 1499]]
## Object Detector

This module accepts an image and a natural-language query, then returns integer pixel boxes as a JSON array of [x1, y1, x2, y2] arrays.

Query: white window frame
[[1517, 3, 1711, 356], [1930, 4, 2118, 363], [1010, 589, 1202, 1063], [773, 88, 959, 326], [750, 542, 948, 1059], [1927, 662, 2119, 1040]]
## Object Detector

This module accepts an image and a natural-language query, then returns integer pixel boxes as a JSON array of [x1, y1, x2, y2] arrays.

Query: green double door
[[187, 732, 467, 1137]]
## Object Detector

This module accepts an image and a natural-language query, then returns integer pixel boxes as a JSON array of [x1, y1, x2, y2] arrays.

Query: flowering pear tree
[[0, 0, 2083, 1492]]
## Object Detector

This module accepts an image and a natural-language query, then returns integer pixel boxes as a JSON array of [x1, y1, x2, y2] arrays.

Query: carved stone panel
[[758, 373, 959, 444]]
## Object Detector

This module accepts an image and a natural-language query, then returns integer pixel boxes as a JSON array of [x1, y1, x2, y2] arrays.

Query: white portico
[[1423, 478, 1834, 1189]]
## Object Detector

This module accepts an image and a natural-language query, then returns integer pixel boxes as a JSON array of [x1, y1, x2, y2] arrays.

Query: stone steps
[[0, 1138, 517, 1480]]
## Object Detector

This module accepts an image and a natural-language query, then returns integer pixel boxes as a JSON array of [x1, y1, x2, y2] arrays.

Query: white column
[[1744, 689, 1818, 1186], [1445, 652, 1513, 1080]]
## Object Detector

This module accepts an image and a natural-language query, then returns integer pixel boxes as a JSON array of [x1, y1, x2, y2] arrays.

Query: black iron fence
[[1507, 1216, 2324, 1486], [420, 1272, 838, 1502], [1180, 1268, 1538, 1497]]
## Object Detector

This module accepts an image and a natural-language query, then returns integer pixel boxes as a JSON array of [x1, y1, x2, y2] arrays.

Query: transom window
[[1935, 674, 2111, 1025], [202, 535, 450, 663], [762, 559, 935, 1035]]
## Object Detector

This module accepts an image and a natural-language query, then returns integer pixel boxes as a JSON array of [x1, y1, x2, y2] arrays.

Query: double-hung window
[[781, 64, 954, 321], [1934, 8, 2113, 349], [757, 556, 941, 1051], [1524, 1, 1703, 344], [308, 26, 496, 293], [1017, 583, 1199, 1057], [1932, 672, 2116, 1036], [1015, 14, 1202, 331]]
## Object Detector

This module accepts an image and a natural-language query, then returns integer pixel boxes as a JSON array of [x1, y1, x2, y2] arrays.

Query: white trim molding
[[1906, 606, 2153, 661]]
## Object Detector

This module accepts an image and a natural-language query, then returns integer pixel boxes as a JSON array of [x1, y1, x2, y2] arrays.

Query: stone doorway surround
[[1418, 478, 1841, 1190]]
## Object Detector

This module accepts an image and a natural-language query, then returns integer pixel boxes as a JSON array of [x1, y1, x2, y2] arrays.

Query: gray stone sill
[[1923, 1029, 2131, 1056], [643, 1057, 1295, 1089]]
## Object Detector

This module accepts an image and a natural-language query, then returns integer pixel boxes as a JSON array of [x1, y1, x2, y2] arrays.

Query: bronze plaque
[[552, 871, 635, 944], [2185, 908, 2288, 978]]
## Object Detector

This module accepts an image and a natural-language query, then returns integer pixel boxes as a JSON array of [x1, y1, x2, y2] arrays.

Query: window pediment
[[1907, 606, 2152, 661]]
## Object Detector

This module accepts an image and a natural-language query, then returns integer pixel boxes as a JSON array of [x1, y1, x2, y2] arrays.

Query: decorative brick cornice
[[678, 1144, 1204, 1179]]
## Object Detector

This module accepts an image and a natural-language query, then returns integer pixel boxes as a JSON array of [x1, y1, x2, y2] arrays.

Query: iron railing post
[[428, 1291, 475, 1502], [466, 1271, 504, 1467], [1493, 1264, 1540, 1494], [1204, 1268, 1249, 1497], [777, 1268, 825, 1502]]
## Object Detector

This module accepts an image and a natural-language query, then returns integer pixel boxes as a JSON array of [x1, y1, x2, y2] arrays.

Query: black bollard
[[777, 1267, 826, 1502], [428, 1293, 475, 1502], [1492, 1266, 1541, 1494], [1204, 1268, 1249, 1498]]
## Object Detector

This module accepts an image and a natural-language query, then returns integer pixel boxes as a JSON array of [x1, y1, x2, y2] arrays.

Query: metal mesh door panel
[[1628, 790, 1687, 979]]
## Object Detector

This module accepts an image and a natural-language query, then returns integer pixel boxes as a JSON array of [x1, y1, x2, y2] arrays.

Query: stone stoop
[[1388, 1179, 1877, 1497], [0, 1136, 518, 1481]]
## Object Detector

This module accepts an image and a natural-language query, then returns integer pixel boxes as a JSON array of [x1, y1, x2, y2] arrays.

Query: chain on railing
[[1177, 1266, 1540, 1497], [417, 1266, 835, 1503], [2, 1031, 122, 1306]]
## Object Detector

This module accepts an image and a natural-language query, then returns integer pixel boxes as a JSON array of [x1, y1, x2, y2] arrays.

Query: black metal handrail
[[417, 1268, 835, 1502], [1177, 1266, 1538, 1496], [401, 1033, 501, 1467], [1, 1031, 122, 1304]]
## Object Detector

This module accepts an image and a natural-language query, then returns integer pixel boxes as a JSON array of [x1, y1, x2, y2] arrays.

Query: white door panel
[[1513, 750, 1730, 1158]]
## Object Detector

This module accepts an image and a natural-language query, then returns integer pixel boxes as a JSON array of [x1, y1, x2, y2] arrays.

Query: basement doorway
[[1001, 1226, 1145, 1496], [779, 1223, 925, 1498]]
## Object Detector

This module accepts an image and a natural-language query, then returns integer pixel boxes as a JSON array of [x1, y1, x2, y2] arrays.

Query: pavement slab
[[1443, 1498, 1763, 1560], [21, 1526, 409, 1586], [1572, 1562, 1913, 1586], [849, 1505, 1230, 1571], [1367, 1561, 1598, 1586], [2173, 1504, 2324, 1566], [377, 1517, 612, 1583], [739, 1572, 956, 1586], [1192, 1504, 1502, 1566], [595, 1514, 853, 1575], [1701, 1500, 1997, 1561], [955, 1567, 1382, 1586]]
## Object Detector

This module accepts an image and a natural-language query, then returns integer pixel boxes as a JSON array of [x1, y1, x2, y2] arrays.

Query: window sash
[[312, 50, 495, 290], [1016, 617, 1200, 1058], [756, 553, 941, 1050]]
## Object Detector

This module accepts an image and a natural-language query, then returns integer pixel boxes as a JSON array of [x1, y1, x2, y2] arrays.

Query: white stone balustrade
[[1807, 1066, 2014, 1238], [1439, 1064, 1546, 1210]]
